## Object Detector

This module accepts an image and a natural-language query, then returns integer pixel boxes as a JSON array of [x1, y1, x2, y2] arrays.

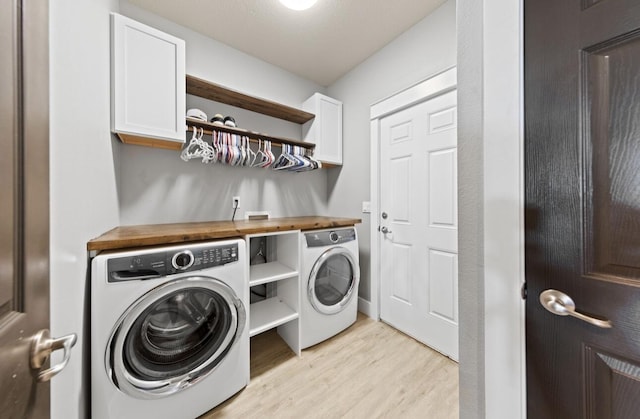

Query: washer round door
[[106, 276, 246, 399], [308, 247, 360, 315]]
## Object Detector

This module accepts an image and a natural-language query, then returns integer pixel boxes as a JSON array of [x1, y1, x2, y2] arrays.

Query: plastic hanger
[[251, 139, 264, 167], [196, 128, 215, 163], [273, 144, 297, 171], [180, 126, 201, 161], [263, 140, 275, 168]]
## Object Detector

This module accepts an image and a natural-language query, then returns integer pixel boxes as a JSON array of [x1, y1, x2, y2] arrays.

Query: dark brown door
[[0, 1, 74, 418], [525, 1, 640, 418]]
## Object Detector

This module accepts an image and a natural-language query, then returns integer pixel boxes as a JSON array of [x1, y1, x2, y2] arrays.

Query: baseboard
[[358, 297, 373, 318]]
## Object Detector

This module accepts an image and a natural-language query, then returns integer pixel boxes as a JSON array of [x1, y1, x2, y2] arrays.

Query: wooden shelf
[[186, 75, 315, 124], [249, 261, 298, 287], [249, 297, 298, 337], [186, 117, 315, 150]]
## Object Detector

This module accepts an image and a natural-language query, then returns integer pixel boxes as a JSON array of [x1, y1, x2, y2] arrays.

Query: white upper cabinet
[[110, 13, 185, 149], [302, 93, 343, 165]]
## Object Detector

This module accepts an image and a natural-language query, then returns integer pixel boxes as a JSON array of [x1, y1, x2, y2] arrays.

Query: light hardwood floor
[[201, 313, 459, 419]]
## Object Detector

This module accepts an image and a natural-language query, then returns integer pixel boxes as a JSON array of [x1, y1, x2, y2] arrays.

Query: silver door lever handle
[[30, 330, 77, 382], [539, 289, 612, 329], [381, 226, 392, 234]]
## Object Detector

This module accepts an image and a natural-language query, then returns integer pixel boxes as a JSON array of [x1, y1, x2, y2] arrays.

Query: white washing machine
[[300, 227, 360, 349], [90, 239, 249, 419]]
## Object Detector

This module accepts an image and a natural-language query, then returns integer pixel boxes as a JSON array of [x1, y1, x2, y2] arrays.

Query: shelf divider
[[249, 261, 298, 287], [249, 297, 299, 337]]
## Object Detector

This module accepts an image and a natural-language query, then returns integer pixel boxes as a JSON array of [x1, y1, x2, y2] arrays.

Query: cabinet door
[[111, 13, 185, 146], [303, 93, 343, 165]]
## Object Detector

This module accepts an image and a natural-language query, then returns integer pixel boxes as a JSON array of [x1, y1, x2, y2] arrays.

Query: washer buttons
[[172, 250, 194, 270]]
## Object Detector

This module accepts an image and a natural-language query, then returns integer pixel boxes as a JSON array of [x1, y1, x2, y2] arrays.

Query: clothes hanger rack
[[186, 117, 315, 151], [182, 123, 322, 171]]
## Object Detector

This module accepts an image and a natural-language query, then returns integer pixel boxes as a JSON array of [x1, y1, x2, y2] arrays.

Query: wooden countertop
[[87, 216, 361, 252]]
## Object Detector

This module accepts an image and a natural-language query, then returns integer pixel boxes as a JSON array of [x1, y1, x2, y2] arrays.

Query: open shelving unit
[[246, 230, 301, 355], [186, 75, 317, 153]]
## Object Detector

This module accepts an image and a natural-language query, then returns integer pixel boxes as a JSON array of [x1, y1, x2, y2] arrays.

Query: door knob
[[30, 329, 77, 382], [539, 289, 612, 329], [381, 226, 392, 234]]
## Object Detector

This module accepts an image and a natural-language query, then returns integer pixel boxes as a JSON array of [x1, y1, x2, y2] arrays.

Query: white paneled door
[[379, 89, 458, 360]]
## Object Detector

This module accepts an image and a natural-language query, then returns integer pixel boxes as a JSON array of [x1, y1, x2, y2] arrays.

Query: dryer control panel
[[305, 228, 356, 247], [107, 243, 239, 282]]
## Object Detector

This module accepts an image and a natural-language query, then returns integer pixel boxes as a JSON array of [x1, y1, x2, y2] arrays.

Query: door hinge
[[520, 282, 527, 300]]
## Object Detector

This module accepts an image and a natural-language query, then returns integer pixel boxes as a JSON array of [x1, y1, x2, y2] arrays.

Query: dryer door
[[106, 276, 246, 399], [308, 247, 360, 315]]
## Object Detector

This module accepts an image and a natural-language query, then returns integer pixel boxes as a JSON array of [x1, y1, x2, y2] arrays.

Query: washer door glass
[[108, 276, 245, 399], [308, 247, 360, 315]]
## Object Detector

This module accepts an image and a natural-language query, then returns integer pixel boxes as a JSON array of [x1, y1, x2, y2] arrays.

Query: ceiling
[[127, 0, 448, 86]]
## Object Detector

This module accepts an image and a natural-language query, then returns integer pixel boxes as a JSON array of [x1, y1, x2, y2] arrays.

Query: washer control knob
[[172, 250, 194, 271], [329, 231, 339, 243]]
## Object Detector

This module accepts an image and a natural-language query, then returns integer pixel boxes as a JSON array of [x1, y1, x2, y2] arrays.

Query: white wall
[[457, 0, 485, 415], [326, 0, 457, 305], [458, 0, 525, 418], [117, 3, 329, 225], [50, 1, 120, 418]]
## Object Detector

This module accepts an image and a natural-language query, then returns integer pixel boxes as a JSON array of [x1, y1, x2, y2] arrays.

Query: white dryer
[[300, 227, 360, 349], [91, 239, 249, 419]]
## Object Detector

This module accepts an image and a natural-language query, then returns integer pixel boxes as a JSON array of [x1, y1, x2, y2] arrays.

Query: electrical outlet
[[232, 196, 240, 209]]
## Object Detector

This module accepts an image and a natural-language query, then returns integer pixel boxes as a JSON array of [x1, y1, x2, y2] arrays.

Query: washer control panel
[[107, 243, 239, 282], [168, 244, 238, 274], [305, 228, 356, 248]]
